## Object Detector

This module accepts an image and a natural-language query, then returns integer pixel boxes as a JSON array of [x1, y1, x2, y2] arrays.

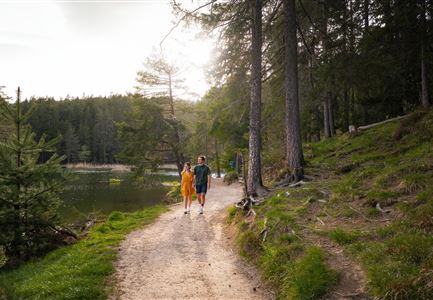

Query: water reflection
[[59, 169, 176, 223]]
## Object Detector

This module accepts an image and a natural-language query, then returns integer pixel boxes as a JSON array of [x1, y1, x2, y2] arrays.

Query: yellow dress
[[181, 171, 195, 197]]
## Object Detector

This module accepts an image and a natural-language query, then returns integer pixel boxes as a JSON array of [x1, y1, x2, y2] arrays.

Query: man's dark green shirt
[[193, 164, 211, 185]]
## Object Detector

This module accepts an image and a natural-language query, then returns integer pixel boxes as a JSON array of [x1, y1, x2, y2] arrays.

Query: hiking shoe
[[199, 206, 204, 214], [184, 209, 187, 214]]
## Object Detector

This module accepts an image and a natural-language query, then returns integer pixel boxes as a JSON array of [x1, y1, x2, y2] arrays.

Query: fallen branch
[[316, 217, 325, 226], [357, 115, 406, 131], [376, 203, 391, 214], [288, 180, 307, 188], [50, 225, 78, 240]]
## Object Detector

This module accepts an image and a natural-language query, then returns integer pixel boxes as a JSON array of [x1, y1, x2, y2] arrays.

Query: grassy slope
[[0, 206, 167, 300], [230, 109, 433, 299]]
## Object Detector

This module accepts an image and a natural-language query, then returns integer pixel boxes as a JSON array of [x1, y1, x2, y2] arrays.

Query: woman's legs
[[183, 196, 188, 211], [187, 195, 192, 210]]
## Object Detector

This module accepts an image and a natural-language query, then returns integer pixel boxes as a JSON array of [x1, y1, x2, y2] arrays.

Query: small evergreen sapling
[[0, 87, 66, 263]]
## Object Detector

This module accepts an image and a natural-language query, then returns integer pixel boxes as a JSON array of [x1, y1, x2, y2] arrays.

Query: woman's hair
[[184, 162, 191, 168]]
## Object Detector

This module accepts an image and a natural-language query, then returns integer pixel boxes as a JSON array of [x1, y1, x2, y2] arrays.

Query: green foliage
[[0, 205, 167, 300], [165, 181, 182, 203], [284, 247, 337, 300], [21, 95, 132, 164], [310, 111, 433, 299], [116, 96, 170, 173], [226, 206, 237, 223], [327, 228, 360, 245], [354, 232, 433, 299], [0, 91, 67, 263], [0, 246, 7, 269], [223, 171, 238, 185]]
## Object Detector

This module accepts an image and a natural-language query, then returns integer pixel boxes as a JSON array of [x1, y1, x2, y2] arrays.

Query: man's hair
[[199, 155, 206, 161]]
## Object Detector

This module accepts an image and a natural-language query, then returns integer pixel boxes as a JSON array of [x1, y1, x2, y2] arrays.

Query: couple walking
[[180, 156, 211, 215]]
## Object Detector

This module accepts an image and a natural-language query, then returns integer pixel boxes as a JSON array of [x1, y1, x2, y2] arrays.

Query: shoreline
[[0, 205, 168, 300]]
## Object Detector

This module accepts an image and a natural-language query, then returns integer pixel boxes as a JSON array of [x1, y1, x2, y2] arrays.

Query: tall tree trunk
[[214, 137, 221, 178], [363, 0, 369, 32], [284, 0, 304, 181], [342, 1, 350, 131], [321, 0, 334, 137], [329, 81, 336, 136], [343, 88, 350, 131], [247, 0, 263, 196], [309, 35, 321, 141], [324, 94, 331, 138], [168, 72, 185, 178], [15, 87, 24, 259], [421, 0, 430, 108]]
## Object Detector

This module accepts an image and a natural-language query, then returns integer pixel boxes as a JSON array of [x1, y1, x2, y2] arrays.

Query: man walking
[[193, 156, 211, 214]]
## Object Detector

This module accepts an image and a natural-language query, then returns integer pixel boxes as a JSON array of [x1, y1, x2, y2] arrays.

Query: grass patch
[[353, 232, 433, 299], [233, 188, 337, 299], [283, 247, 337, 299], [327, 228, 361, 245], [0, 205, 167, 300]]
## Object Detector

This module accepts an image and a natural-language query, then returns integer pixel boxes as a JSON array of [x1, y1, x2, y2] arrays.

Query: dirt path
[[110, 179, 270, 300]]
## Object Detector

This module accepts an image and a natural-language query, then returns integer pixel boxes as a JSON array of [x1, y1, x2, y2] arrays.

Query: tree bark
[[421, 0, 430, 108], [214, 137, 221, 178], [321, 0, 334, 138], [328, 90, 336, 136], [247, 0, 263, 196], [168, 72, 185, 178], [324, 96, 331, 138], [284, 0, 304, 181], [343, 88, 350, 131], [363, 0, 369, 32]]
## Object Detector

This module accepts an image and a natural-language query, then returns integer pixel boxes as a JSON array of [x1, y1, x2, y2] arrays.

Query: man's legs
[[201, 194, 206, 206]]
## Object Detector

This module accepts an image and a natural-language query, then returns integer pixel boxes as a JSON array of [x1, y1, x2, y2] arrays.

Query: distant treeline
[[19, 95, 131, 164]]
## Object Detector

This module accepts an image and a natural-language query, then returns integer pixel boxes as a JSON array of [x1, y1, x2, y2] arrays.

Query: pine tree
[[0, 87, 66, 262]]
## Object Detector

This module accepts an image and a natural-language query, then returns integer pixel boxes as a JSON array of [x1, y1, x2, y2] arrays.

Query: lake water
[[59, 169, 176, 224]]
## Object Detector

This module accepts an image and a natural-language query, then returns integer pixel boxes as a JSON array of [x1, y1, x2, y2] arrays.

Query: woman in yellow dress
[[181, 162, 195, 214]]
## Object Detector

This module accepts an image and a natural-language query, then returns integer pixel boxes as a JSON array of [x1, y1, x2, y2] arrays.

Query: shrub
[[108, 211, 125, 221], [223, 171, 238, 185], [226, 206, 237, 223], [165, 182, 182, 203]]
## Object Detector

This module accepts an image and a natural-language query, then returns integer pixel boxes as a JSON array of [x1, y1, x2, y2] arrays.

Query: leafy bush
[[165, 181, 182, 203], [223, 171, 238, 185]]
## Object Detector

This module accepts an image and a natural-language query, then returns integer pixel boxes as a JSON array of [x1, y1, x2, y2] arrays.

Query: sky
[[0, 0, 215, 100]]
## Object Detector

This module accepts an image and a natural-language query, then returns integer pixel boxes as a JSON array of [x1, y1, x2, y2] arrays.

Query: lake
[[59, 169, 176, 224]]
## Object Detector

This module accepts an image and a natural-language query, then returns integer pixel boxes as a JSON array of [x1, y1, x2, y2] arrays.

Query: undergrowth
[[231, 109, 433, 299], [0, 205, 167, 300]]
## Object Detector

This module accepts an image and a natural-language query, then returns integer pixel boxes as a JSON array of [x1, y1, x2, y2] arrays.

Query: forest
[[1, 0, 433, 299]]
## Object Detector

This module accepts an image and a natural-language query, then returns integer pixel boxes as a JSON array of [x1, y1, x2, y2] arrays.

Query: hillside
[[230, 109, 433, 299]]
